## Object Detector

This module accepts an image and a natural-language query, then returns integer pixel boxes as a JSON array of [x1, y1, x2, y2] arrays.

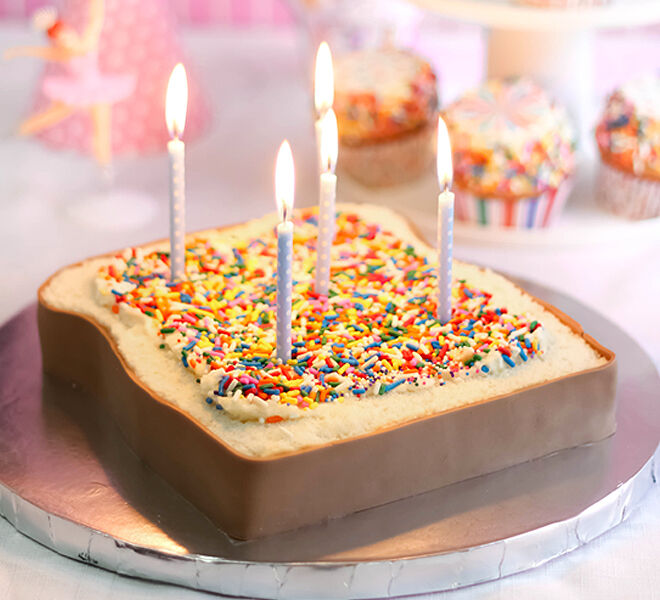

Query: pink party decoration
[[33, 0, 210, 157], [0, 0, 293, 26], [42, 51, 134, 107]]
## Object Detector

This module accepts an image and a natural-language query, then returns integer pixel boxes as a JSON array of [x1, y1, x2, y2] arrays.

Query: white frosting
[[42, 204, 606, 458], [621, 74, 660, 121], [335, 48, 427, 101]]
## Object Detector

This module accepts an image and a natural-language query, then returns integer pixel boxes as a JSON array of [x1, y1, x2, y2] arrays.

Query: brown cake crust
[[37, 254, 616, 540]]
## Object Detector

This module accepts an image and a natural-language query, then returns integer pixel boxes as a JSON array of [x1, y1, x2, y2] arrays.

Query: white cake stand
[[407, 0, 660, 150]]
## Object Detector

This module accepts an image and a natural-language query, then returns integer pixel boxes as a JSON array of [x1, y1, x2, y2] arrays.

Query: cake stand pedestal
[[408, 0, 660, 148], [0, 280, 658, 599]]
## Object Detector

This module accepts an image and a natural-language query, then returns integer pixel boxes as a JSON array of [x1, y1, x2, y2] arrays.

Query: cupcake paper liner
[[338, 122, 436, 187], [597, 162, 660, 220], [454, 179, 572, 229]]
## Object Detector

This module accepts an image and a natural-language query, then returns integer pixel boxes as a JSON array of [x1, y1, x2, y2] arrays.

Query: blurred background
[[0, 2, 659, 595]]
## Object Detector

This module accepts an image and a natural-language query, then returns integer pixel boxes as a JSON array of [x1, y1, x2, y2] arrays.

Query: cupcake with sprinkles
[[443, 78, 576, 228], [595, 75, 660, 220], [333, 47, 439, 186]]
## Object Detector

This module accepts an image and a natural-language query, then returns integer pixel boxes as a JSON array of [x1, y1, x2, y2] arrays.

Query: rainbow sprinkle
[[96, 210, 544, 422]]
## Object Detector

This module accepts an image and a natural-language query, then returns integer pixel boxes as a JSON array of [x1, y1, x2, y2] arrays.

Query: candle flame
[[320, 108, 338, 173], [436, 115, 453, 191], [314, 41, 334, 115], [275, 140, 295, 222], [166, 63, 188, 139]]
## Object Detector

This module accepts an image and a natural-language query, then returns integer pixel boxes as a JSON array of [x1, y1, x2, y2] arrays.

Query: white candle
[[275, 141, 295, 362], [436, 116, 455, 325], [315, 108, 338, 296], [165, 63, 189, 281], [314, 41, 334, 173]]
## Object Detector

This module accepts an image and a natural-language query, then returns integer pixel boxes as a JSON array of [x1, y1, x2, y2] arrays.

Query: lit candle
[[315, 108, 338, 296], [314, 41, 334, 172], [165, 63, 189, 281], [275, 140, 295, 363], [436, 116, 454, 325]]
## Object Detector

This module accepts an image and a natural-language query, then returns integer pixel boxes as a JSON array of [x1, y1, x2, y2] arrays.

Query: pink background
[[0, 0, 294, 25], [30, 0, 212, 157]]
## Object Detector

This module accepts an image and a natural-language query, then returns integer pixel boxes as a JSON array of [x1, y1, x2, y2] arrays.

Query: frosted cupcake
[[443, 78, 576, 228], [333, 47, 438, 187], [595, 75, 660, 220]]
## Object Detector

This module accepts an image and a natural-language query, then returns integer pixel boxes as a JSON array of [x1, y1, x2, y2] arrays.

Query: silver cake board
[[0, 279, 658, 599]]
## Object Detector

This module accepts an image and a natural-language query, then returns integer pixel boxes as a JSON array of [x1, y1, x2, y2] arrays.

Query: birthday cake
[[38, 204, 616, 539]]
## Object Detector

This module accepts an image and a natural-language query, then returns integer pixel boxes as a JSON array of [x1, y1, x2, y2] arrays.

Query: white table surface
[[0, 23, 659, 600]]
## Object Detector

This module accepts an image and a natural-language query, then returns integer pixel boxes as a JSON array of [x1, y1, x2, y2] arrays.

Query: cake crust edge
[[37, 232, 617, 540]]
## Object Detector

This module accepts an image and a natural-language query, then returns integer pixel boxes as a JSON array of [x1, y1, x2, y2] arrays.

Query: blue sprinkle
[[263, 388, 281, 396], [383, 379, 406, 393], [481, 365, 490, 373], [502, 354, 516, 368], [205, 397, 213, 404], [406, 343, 419, 351], [180, 293, 192, 303], [517, 341, 528, 362]]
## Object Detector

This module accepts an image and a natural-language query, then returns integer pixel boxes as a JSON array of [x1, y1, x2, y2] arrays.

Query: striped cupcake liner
[[597, 162, 660, 220], [454, 180, 572, 229]]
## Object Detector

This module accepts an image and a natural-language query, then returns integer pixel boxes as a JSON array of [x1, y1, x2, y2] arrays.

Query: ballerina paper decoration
[[5, 0, 135, 166], [6, 0, 210, 163]]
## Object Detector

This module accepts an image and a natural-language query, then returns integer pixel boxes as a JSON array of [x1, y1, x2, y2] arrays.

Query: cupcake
[[443, 78, 576, 228], [595, 75, 660, 220], [333, 47, 438, 187]]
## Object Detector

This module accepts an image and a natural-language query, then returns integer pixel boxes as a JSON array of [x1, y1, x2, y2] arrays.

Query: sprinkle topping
[[96, 210, 545, 422], [444, 78, 575, 198], [596, 75, 660, 179], [334, 48, 438, 143]]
